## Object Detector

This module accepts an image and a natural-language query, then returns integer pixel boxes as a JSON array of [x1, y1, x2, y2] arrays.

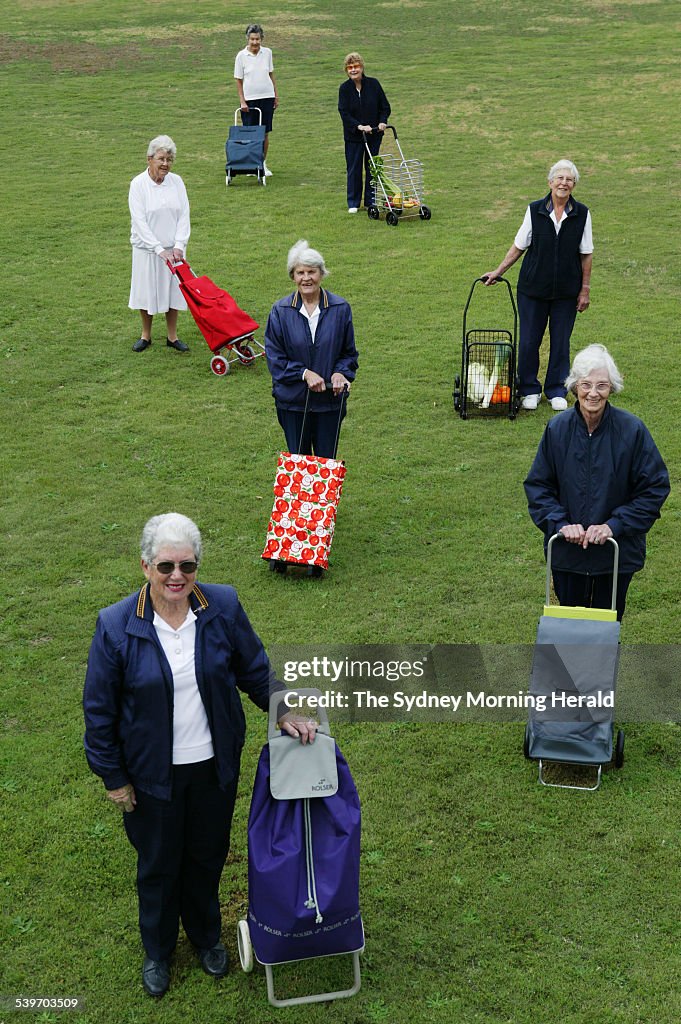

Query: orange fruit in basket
[[490, 384, 511, 404]]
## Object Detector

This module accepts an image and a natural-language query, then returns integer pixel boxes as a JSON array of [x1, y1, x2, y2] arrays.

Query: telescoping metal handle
[[299, 383, 349, 459], [546, 533, 620, 611], [234, 105, 262, 125], [268, 687, 331, 740]]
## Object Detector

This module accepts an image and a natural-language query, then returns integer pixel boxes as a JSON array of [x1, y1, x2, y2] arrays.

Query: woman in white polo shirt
[[234, 23, 278, 176]]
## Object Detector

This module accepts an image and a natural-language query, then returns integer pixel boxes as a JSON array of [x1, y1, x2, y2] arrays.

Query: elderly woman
[[234, 23, 278, 177], [338, 52, 391, 213], [83, 513, 315, 998], [484, 159, 593, 411], [265, 239, 358, 459], [129, 136, 190, 353], [524, 345, 670, 620]]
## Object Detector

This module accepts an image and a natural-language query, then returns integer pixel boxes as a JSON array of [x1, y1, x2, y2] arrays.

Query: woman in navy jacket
[[265, 239, 358, 459], [524, 345, 669, 620], [338, 52, 391, 212], [83, 513, 314, 997]]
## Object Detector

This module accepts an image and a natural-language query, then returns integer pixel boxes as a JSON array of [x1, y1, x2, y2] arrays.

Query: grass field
[[1, 1, 680, 1022]]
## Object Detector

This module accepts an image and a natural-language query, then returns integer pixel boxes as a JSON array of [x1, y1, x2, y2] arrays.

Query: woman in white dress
[[129, 136, 191, 353]]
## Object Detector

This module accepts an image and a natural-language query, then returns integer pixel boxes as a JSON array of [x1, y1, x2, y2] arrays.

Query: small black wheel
[[269, 560, 287, 574], [453, 390, 460, 411], [419, 205, 432, 220], [455, 374, 461, 388], [386, 212, 399, 227], [614, 729, 624, 769], [523, 724, 531, 760], [367, 206, 380, 220]]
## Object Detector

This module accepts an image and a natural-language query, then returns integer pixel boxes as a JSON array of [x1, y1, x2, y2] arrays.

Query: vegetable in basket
[[467, 361, 489, 403], [481, 343, 509, 409], [371, 156, 402, 205]]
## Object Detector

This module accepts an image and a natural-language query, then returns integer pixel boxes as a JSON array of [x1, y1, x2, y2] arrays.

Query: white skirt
[[128, 248, 188, 315]]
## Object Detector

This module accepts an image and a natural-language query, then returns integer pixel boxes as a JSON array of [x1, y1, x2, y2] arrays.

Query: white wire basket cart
[[365, 125, 431, 227]]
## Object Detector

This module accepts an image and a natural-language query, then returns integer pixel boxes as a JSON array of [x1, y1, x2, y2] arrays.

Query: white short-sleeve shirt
[[234, 46, 275, 100]]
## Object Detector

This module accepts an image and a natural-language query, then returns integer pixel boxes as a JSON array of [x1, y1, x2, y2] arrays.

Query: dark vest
[[517, 194, 588, 300]]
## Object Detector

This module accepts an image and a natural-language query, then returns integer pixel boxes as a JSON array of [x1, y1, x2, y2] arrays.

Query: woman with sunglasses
[[524, 345, 669, 620], [83, 513, 315, 997], [338, 52, 391, 213]]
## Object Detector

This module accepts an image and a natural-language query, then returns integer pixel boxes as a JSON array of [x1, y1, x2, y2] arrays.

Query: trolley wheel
[[210, 354, 230, 376], [237, 919, 254, 973], [453, 390, 460, 412], [419, 205, 432, 220], [367, 206, 380, 220], [269, 559, 288, 574], [523, 724, 531, 760], [386, 212, 399, 227], [236, 341, 256, 365], [614, 729, 625, 769]]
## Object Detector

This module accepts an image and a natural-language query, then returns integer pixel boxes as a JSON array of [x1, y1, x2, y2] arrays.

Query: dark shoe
[[132, 337, 152, 352], [142, 957, 170, 997], [166, 337, 189, 352], [195, 941, 229, 978]]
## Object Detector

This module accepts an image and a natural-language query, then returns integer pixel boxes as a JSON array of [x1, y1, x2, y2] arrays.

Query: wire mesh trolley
[[365, 125, 431, 226], [523, 534, 625, 791], [453, 276, 519, 419]]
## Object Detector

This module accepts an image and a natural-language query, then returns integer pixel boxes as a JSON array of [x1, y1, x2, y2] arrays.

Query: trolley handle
[[233, 105, 262, 125], [462, 276, 518, 326], [299, 383, 349, 459], [365, 124, 397, 138], [268, 688, 331, 740], [546, 533, 620, 611]]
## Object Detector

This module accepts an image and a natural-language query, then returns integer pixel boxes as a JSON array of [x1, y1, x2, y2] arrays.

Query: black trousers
[[123, 759, 238, 960], [276, 407, 344, 458], [552, 570, 633, 623]]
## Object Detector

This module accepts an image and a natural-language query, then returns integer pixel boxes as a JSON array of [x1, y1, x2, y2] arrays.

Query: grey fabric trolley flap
[[268, 688, 339, 800], [525, 534, 623, 789]]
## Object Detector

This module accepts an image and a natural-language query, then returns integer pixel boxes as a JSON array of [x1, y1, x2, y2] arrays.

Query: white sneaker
[[521, 394, 541, 410], [348, 207, 358, 214], [263, 163, 272, 177], [550, 397, 568, 411]]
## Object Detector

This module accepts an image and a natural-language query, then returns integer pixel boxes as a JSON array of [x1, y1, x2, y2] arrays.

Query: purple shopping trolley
[[237, 689, 364, 1006]]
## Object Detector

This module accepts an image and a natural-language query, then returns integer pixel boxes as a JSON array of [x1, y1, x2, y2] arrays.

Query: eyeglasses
[[151, 560, 198, 574], [153, 154, 174, 164], [346, 65, 362, 72], [577, 382, 611, 395], [553, 175, 575, 184]]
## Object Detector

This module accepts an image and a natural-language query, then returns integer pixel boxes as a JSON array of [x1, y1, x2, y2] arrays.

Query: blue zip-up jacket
[[524, 403, 670, 575], [338, 76, 391, 142], [517, 193, 589, 301], [83, 582, 278, 800], [265, 288, 358, 412]]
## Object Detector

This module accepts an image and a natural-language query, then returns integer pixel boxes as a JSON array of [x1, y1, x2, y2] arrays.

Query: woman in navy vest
[[483, 160, 593, 411]]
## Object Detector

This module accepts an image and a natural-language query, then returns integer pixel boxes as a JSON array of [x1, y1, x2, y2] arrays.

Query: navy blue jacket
[[83, 583, 277, 800], [265, 288, 358, 412], [517, 194, 589, 300], [338, 76, 391, 142], [524, 403, 670, 574]]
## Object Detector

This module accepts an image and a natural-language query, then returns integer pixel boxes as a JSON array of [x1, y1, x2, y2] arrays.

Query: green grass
[[1, 1, 680, 1022]]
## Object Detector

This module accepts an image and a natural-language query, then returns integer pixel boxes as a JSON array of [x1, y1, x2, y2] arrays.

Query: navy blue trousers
[[552, 570, 633, 623], [123, 759, 238, 960], [517, 292, 577, 399], [277, 407, 344, 458], [344, 135, 382, 208]]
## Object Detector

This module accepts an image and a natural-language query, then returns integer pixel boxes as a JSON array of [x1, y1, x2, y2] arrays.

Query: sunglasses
[[152, 560, 198, 575], [346, 64, 362, 71]]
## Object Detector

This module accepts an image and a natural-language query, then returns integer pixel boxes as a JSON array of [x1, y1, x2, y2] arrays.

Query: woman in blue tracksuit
[[83, 513, 315, 998], [524, 345, 670, 620], [265, 239, 358, 459]]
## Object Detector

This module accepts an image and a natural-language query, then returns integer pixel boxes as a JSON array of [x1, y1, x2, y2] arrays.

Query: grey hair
[[564, 344, 624, 395], [287, 239, 328, 278], [140, 513, 202, 564], [548, 159, 580, 184], [147, 135, 177, 159], [246, 23, 264, 38]]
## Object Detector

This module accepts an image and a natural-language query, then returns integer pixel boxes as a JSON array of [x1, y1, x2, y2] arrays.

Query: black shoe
[[142, 957, 170, 997], [166, 337, 189, 352], [195, 941, 229, 978], [132, 337, 152, 352]]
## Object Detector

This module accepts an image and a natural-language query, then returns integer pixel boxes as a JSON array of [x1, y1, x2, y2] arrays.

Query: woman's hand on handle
[[303, 369, 326, 392], [331, 372, 351, 396], [279, 712, 318, 745]]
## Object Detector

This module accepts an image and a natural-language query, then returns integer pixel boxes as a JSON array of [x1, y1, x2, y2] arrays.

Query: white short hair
[[140, 513, 202, 564], [287, 239, 328, 278], [564, 344, 624, 394], [548, 159, 580, 185], [147, 135, 177, 159]]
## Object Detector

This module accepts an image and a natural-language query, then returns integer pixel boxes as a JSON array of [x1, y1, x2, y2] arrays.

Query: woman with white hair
[[265, 239, 358, 458], [524, 345, 670, 620], [83, 513, 315, 997], [484, 159, 593, 411], [129, 135, 190, 353]]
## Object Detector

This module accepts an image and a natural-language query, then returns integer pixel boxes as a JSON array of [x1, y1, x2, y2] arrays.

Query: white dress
[[128, 170, 191, 314]]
